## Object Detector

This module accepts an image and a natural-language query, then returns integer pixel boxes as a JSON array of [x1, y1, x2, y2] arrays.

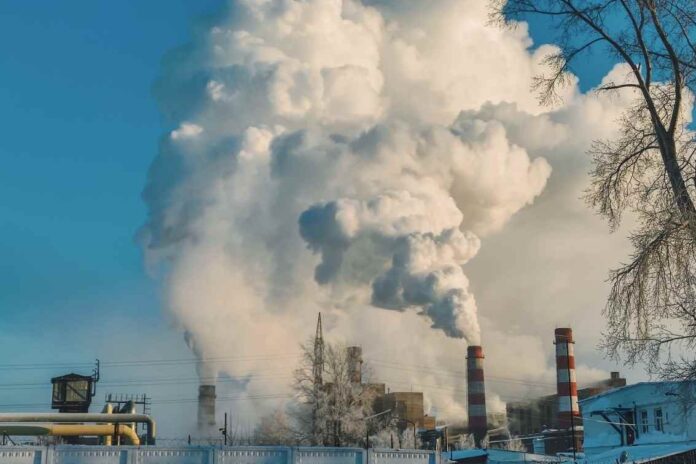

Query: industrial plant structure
[[0, 363, 156, 446], [506, 328, 627, 454], [198, 384, 217, 433], [4, 319, 655, 458], [467, 345, 488, 448]]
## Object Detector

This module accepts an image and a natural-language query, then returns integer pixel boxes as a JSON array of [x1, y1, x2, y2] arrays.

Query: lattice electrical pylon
[[313, 312, 325, 387]]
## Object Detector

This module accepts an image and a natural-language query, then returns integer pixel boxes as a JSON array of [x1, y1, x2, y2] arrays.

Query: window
[[655, 408, 664, 432], [640, 410, 649, 434], [52, 383, 62, 402], [65, 380, 88, 402]]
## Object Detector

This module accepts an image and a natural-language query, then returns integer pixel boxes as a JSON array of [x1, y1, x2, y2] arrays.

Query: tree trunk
[[657, 126, 696, 226]]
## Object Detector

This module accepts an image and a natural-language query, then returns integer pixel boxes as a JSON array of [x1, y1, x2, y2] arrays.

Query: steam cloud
[[140, 0, 636, 425]]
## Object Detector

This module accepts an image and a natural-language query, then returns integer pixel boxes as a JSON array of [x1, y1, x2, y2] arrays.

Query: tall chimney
[[346, 346, 363, 384], [467, 345, 487, 448], [198, 384, 216, 433], [554, 328, 579, 430]]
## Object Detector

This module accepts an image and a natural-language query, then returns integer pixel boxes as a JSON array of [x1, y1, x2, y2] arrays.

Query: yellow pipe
[[0, 424, 140, 445], [52, 424, 140, 445], [0, 413, 155, 445], [101, 403, 113, 446]]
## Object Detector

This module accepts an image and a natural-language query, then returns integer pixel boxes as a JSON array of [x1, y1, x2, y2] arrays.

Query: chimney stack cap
[[467, 345, 484, 358], [198, 385, 216, 396], [554, 328, 574, 341]]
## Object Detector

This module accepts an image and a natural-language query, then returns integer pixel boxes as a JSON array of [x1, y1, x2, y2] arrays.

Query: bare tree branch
[[492, 0, 696, 382]]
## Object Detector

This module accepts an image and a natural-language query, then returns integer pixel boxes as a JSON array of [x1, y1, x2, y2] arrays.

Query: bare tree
[[291, 341, 380, 446], [492, 0, 696, 380]]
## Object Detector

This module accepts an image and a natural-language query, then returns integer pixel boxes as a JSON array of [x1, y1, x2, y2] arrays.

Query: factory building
[[342, 346, 437, 431], [506, 372, 626, 436], [309, 314, 440, 443], [381, 392, 436, 430], [506, 371, 626, 438], [505, 328, 626, 455]]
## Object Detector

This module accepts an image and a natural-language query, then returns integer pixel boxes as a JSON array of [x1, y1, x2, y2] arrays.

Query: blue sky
[[0, 0, 621, 430], [0, 1, 222, 341], [0, 1, 222, 426]]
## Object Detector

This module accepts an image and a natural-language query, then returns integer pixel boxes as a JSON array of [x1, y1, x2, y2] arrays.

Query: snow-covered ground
[[582, 442, 696, 464]]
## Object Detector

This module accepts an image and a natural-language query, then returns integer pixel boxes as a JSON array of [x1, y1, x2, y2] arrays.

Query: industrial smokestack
[[197, 385, 216, 433], [346, 346, 363, 384], [554, 328, 579, 430], [467, 345, 487, 448]]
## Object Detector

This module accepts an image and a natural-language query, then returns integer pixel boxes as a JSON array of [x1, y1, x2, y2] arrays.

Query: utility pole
[[220, 412, 228, 446]]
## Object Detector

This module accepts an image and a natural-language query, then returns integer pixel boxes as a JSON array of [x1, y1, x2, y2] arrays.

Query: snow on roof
[[578, 381, 692, 405], [583, 442, 696, 464], [487, 449, 564, 463], [446, 449, 569, 463]]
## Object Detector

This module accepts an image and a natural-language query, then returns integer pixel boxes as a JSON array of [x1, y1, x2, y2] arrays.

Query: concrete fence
[[0, 446, 436, 464]]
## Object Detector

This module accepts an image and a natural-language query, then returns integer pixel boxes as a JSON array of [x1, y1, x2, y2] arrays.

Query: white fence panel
[[51, 447, 127, 464], [217, 447, 290, 464], [295, 447, 365, 464], [0, 445, 435, 464], [134, 447, 212, 464], [370, 450, 434, 464], [0, 447, 43, 464]]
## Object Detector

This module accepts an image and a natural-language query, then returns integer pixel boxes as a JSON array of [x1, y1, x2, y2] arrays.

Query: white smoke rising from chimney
[[140, 0, 636, 422]]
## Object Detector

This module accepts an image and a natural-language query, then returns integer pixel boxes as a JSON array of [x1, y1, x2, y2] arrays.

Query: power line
[[366, 359, 556, 388], [0, 370, 297, 390], [0, 354, 301, 371], [0, 354, 556, 391], [0, 392, 294, 410]]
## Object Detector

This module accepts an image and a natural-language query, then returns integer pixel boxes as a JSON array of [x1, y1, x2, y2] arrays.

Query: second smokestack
[[554, 328, 579, 430], [198, 384, 216, 434], [467, 345, 487, 448]]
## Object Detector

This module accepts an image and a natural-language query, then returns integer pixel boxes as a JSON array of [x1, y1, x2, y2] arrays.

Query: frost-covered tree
[[396, 427, 421, 450], [455, 433, 475, 450], [253, 409, 294, 446], [501, 438, 528, 453], [368, 427, 398, 449], [492, 0, 696, 381], [291, 341, 380, 446]]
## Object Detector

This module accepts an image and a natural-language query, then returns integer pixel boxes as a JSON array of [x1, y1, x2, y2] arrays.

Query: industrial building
[[381, 392, 436, 430], [580, 381, 696, 455], [0, 363, 156, 446], [505, 328, 627, 455], [50, 372, 98, 413], [310, 313, 441, 442], [338, 344, 439, 434], [506, 371, 627, 437]]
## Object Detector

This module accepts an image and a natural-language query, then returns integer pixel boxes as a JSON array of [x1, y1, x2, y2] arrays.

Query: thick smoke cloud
[[140, 0, 636, 425], [294, 119, 549, 342]]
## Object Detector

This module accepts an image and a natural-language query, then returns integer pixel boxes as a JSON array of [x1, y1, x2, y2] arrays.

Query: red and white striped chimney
[[554, 328, 579, 430], [467, 345, 487, 448]]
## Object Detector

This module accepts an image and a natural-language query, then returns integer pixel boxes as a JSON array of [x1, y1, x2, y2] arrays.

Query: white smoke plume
[[140, 0, 635, 425]]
